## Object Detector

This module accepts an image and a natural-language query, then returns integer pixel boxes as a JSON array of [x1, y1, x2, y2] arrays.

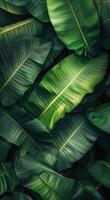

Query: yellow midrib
[[0, 18, 34, 35], [39, 66, 86, 119], [0, 51, 34, 92], [59, 121, 85, 153], [66, 0, 90, 51]]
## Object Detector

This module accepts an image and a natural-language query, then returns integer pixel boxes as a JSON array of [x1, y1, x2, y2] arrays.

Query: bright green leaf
[[25, 53, 107, 130], [47, 0, 101, 56]]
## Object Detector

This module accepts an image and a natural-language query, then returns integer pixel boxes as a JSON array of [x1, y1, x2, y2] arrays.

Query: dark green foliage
[[0, 0, 110, 199]]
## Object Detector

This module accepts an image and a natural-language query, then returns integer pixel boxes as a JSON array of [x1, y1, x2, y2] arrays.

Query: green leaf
[[5, 0, 29, 6], [70, 164, 100, 189], [15, 152, 103, 200], [94, 0, 103, 5], [87, 103, 110, 134], [25, 53, 107, 130], [41, 23, 65, 68], [51, 113, 101, 170], [24, 171, 77, 200], [0, 18, 43, 45], [44, 36, 64, 69], [6, 0, 49, 22], [0, 109, 57, 167], [0, 138, 11, 161], [23, 171, 103, 200], [0, 162, 19, 195], [95, 0, 110, 49], [6, 105, 52, 144], [101, 0, 110, 49], [0, 37, 52, 106], [1, 192, 32, 200], [89, 160, 110, 188], [47, 0, 101, 56], [15, 154, 58, 183], [26, 0, 49, 22], [0, 108, 40, 151], [0, 8, 27, 26], [72, 79, 106, 113], [0, 0, 28, 15]]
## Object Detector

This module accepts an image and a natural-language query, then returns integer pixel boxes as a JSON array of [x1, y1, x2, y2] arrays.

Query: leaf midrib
[[39, 64, 87, 119], [59, 121, 85, 153], [39, 175, 63, 199], [66, 0, 90, 50], [0, 50, 34, 92], [0, 18, 34, 36]]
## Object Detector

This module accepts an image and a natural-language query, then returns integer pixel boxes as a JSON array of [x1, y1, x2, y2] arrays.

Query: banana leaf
[[44, 36, 65, 69], [0, 18, 43, 46], [21, 169, 103, 200], [95, 0, 110, 49], [0, 0, 28, 15], [14, 150, 103, 200], [87, 103, 110, 134], [51, 113, 101, 170], [0, 138, 11, 161], [25, 53, 107, 130], [0, 162, 19, 195], [89, 160, 110, 188], [101, 0, 110, 49], [5, 0, 49, 22], [0, 109, 57, 167], [4, 0, 29, 6], [0, 37, 52, 106], [1, 192, 32, 200], [47, 0, 101, 56], [6, 105, 52, 144]]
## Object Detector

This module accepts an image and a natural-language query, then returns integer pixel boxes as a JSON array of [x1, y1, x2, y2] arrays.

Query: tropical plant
[[0, 0, 110, 199]]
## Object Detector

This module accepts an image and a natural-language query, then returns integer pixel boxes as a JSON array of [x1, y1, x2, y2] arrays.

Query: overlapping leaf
[[0, 37, 52, 105], [47, 0, 100, 56], [0, 109, 57, 169], [25, 53, 107, 130], [51, 113, 101, 170], [6, 106, 51, 144], [5, 0, 49, 22], [95, 0, 110, 49], [1, 192, 32, 200], [0, 0, 27, 15], [88, 103, 110, 134], [23, 171, 103, 200], [0, 162, 19, 195], [0, 18, 43, 45], [0, 138, 11, 161], [0, 1, 109, 199], [89, 160, 110, 188]]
